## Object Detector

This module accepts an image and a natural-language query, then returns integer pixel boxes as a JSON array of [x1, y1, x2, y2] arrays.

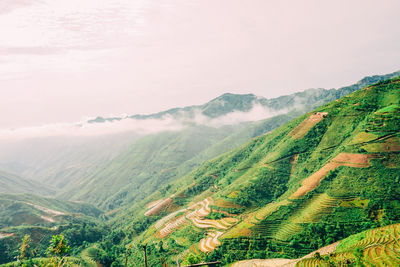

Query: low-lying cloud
[[0, 103, 292, 141]]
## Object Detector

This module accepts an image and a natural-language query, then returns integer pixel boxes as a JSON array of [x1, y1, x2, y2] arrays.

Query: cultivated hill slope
[[115, 77, 400, 266], [232, 223, 400, 266], [0, 193, 104, 264], [0, 170, 55, 196], [60, 124, 250, 210], [61, 71, 400, 210]]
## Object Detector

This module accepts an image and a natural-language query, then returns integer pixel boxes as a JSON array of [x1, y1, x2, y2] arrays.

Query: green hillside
[[60, 124, 250, 210], [60, 71, 400, 211], [232, 222, 400, 266], [0, 170, 55, 196], [0, 133, 140, 189], [108, 77, 400, 266], [0, 194, 105, 264], [1, 73, 399, 266]]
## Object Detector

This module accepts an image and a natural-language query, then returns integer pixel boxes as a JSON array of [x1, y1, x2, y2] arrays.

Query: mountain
[[0, 72, 399, 266], [89, 69, 400, 123], [58, 71, 400, 210], [0, 71, 398, 202], [0, 170, 55, 196], [0, 133, 141, 190], [107, 77, 400, 266]]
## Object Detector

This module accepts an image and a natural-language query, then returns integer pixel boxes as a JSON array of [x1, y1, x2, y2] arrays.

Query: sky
[[0, 0, 400, 129]]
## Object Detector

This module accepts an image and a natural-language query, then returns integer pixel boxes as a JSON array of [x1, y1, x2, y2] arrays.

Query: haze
[[1, 0, 400, 129]]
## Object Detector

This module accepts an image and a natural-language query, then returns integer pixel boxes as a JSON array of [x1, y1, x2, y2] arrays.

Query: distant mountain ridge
[[88, 70, 400, 124]]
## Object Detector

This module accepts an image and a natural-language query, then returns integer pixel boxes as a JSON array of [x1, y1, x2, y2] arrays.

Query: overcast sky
[[0, 0, 399, 129]]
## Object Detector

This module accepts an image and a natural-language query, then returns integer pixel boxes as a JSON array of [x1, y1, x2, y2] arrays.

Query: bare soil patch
[[146, 199, 163, 209], [0, 233, 14, 239], [144, 197, 174, 216], [289, 112, 328, 139], [290, 153, 372, 198]]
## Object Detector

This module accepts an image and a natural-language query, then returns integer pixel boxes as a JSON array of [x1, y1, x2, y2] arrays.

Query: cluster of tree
[[4, 234, 71, 267], [234, 159, 291, 207]]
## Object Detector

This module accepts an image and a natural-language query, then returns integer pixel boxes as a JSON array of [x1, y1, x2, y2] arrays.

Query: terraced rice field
[[254, 200, 290, 222], [290, 153, 372, 199], [155, 209, 186, 229], [159, 215, 187, 238], [190, 216, 238, 230], [153, 196, 239, 252], [154, 197, 238, 240], [199, 231, 223, 253], [233, 224, 400, 266], [144, 196, 174, 216], [296, 223, 400, 267], [155, 198, 212, 238], [289, 112, 328, 139], [274, 194, 341, 241]]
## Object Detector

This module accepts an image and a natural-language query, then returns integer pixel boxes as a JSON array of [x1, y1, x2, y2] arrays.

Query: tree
[[18, 234, 33, 261], [47, 235, 71, 267]]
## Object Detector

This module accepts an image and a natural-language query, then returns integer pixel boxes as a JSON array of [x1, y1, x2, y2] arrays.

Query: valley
[[0, 73, 399, 266]]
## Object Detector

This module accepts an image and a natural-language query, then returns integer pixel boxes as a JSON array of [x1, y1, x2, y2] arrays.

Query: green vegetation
[[1, 72, 400, 266], [0, 171, 54, 196], [0, 194, 105, 264], [105, 77, 400, 266]]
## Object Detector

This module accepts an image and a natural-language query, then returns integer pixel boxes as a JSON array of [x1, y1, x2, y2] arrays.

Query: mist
[[0, 101, 294, 141]]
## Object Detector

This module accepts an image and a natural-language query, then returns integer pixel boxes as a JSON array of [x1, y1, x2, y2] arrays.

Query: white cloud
[[192, 104, 288, 127], [0, 116, 184, 140], [0, 102, 296, 141]]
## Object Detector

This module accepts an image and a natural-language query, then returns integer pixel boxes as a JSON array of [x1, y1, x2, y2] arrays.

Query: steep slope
[[0, 193, 102, 229], [0, 133, 140, 190], [115, 77, 400, 266], [61, 124, 250, 210], [0, 71, 397, 202], [60, 71, 400, 210], [232, 223, 400, 266], [0, 170, 55, 195]]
